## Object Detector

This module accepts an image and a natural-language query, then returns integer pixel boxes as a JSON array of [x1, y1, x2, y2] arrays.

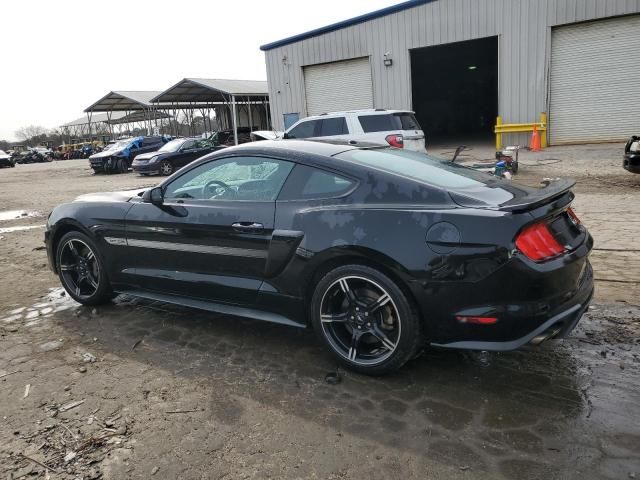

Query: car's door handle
[[232, 222, 264, 232], [349, 140, 358, 145]]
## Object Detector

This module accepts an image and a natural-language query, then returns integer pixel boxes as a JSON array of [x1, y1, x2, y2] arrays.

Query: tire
[[511, 160, 519, 175], [310, 264, 422, 375], [159, 159, 174, 176], [117, 158, 128, 173], [55, 231, 113, 306]]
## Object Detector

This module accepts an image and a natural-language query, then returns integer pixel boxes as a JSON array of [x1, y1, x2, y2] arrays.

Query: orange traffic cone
[[529, 126, 542, 152]]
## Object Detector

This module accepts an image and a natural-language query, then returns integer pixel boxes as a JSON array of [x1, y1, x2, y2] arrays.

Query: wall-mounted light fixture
[[383, 52, 393, 67]]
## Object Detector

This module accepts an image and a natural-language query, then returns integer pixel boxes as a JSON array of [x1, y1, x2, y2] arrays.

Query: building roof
[[84, 91, 163, 112], [151, 78, 269, 103], [260, 0, 432, 51]]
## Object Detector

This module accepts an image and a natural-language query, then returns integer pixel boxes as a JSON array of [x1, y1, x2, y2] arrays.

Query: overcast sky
[[0, 0, 398, 141]]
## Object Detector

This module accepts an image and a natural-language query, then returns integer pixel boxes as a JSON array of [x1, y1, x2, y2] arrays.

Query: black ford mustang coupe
[[45, 140, 593, 374]]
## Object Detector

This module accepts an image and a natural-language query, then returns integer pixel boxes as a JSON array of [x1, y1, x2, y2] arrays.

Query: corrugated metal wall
[[264, 0, 640, 142]]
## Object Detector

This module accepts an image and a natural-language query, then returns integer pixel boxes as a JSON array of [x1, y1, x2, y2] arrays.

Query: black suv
[[89, 136, 169, 174]]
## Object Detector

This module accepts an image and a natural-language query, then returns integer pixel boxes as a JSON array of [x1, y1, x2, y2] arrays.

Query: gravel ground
[[0, 145, 639, 479]]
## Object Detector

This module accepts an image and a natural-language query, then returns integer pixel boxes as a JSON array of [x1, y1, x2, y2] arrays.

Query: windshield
[[109, 139, 132, 151], [158, 139, 185, 153], [334, 148, 513, 203]]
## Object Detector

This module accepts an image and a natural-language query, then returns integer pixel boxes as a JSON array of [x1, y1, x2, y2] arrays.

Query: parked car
[[132, 137, 218, 176], [0, 150, 15, 168], [13, 149, 49, 164], [89, 136, 169, 174], [45, 140, 593, 374], [283, 109, 427, 152], [623, 135, 640, 174], [33, 146, 53, 159], [209, 127, 259, 147]]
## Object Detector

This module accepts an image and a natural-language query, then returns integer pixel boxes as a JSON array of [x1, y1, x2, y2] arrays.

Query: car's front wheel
[[56, 231, 113, 305], [159, 159, 174, 176], [311, 265, 422, 375]]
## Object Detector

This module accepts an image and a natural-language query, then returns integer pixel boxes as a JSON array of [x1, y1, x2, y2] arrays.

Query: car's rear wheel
[[159, 159, 174, 176], [56, 231, 113, 306], [311, 265, 421, 375]]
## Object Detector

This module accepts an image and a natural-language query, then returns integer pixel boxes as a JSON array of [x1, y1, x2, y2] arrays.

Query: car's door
[[123, 155, 295, 305], [174, 139, 198, 168]]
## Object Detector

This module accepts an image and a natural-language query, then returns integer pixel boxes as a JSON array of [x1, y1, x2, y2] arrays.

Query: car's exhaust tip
[[530, 326, 563, 346]]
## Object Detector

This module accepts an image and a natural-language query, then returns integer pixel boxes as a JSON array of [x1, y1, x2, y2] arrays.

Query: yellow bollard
[[495, 116, 503, 150], [540, 112, 548, 149]]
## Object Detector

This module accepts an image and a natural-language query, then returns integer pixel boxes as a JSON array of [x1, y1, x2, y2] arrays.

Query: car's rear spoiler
[[498, 178, 576, 212]]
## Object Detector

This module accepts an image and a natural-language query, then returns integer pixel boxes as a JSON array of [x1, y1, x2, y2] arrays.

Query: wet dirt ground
[[0, 146, 639, 479]]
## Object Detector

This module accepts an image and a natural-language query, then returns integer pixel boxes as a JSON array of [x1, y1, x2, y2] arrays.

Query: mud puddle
[[0, 209, 43, 221], [0, 224, 45, 234]]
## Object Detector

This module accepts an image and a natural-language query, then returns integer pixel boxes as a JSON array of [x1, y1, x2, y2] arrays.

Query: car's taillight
[[385, 134, 404, 148], [515, 222, 565, 261]]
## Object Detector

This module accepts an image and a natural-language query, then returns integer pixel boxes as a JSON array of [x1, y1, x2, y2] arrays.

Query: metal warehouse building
[[261, 0, 640, 145]]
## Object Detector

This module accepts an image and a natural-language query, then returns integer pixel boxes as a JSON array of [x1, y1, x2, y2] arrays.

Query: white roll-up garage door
[[549, 15, 640, 144], [304, 57, 373, 116]]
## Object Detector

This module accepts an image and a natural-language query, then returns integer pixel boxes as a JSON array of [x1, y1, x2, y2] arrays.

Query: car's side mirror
[[283, 132, 291, 139], [143, 187, 164, 206]]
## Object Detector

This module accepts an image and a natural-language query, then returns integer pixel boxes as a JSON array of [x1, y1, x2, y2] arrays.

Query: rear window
[[335, 148, 509, 193], [358, 113, 421, 133]]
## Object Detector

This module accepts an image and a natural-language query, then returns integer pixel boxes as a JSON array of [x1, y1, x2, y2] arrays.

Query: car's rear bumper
[[623, 153, 640, 174], [411, 229, 594, 351], [430, 263, 593, 351]]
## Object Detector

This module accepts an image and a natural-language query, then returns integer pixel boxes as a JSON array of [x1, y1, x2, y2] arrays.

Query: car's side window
[[287, 120, 320, 139], [181, 140, 196, 151], [278, 164, 355, 201], [164, 156, 294, 202], [320, 117, 348, 137]]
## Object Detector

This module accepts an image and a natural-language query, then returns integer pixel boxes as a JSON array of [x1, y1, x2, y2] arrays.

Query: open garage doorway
[[410, 36, 498, 145]]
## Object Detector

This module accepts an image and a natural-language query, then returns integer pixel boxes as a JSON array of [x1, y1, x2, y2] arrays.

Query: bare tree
[[14, 125, 48, 145]]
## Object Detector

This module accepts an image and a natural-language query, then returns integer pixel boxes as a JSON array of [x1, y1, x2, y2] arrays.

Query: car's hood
[[74, 188, 147, 203], [0, 154, 9, 159], [89, 149, 121, 159], [251, 130, 282, 141], [134, 151, 163, 161]]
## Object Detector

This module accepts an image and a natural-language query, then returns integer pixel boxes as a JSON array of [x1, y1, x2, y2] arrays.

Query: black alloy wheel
[[159, 159, 174, 176], [56, 232, 113, 305], [311, 265, 422, 374]]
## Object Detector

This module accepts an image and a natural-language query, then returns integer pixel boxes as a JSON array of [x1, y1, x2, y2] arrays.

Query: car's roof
[[302, 109, 415, 120], [221, 139, 360, 157]]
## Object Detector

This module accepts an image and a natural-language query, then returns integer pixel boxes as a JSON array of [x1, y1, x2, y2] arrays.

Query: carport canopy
[[84, 91, 162, 112], [150, 78, 268, 104], [151, 78, 270, 144], [61, 112, 128, 128]]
